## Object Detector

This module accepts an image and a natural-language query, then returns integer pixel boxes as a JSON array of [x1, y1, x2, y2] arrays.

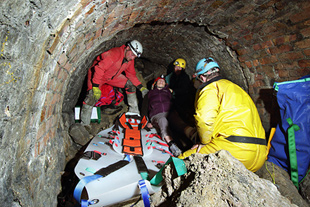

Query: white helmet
[[127, 40, 143, 58]]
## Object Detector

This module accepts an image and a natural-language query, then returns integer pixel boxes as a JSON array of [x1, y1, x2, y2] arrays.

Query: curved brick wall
[[0, 0, 309, 206]]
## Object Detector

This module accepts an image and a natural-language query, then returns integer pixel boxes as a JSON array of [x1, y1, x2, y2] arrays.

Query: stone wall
[[0, 0, 309, 206]]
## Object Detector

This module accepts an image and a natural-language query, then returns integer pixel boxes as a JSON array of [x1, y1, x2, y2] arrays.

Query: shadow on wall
[[258, 88, 281, 137]]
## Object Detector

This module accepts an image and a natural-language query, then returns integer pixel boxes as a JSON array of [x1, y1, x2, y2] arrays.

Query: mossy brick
[[260, 40, 273, 49], [96, 12, 106, 23], [47, 35, 60, 55], [301, 27, 310, 38], [56, 79, 65, 93], [128, 10, 141, 24], [134, 9, 146, 22], [298, 59, 310, 68], [57, 52, 67, 67], [262, 24, 278, 36], [304, 49, 310, 56], [290, 6, 310, 24], [80, 0, 92, 7], [275, 62, 298, 70], [40, 107, 46, 122], [261, 65, 275, 78], [252, 50, 269, 59], [93, 29, 101, 39], [261, 30, 284, 42], [245, 61, 252, 68], [35, 142, 42, 157], [42, 133, 50, 148], [63, 61, 72, 72], [58, 19, 70, 39], [243, 33, 253, 41], [276, 69, 289, 78], [259, 55, 277, 65], [86, 39, 94, 50], [85, 5, 96, 16], [253, 59, 259, 67], [278, 51, 304, 61], [289, 69, 305, 78], [272, 35, 297, 46], [269, 45, 293, 54], [36, 121, 46, 141], [57, 68, 67, 82], [237, 55, 247, 63], [252, 79, 265, 88], [75, 18, 84, 30], [104, 15, 117, 28], [46, 78, 55, 91], [236, 48, 248, 56], [253, 43, 262, 51]]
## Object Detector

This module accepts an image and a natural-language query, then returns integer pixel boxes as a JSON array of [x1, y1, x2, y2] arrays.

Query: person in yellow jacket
[[178, 57, 267, 172]]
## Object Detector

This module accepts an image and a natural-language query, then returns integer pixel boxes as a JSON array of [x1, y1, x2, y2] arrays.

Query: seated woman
[[146, 75, 182, 157]]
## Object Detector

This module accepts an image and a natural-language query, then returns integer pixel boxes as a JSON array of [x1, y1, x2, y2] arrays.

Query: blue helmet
[[195, 57, 220, 76]]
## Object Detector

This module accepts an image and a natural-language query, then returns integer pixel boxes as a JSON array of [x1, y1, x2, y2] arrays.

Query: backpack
[[267, 75, 310, 188], [95, 84, 124, 107]]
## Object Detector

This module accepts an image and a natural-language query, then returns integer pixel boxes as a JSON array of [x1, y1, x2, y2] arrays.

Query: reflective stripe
[[226, 136, 266, 145]]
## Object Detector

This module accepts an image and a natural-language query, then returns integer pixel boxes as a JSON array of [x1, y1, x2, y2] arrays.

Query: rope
[[265, 162, 276, 184], [299, 167, 310, 185]]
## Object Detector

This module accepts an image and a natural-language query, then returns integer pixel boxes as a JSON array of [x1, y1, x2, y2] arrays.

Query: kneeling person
[[178, 58, 267, 172]]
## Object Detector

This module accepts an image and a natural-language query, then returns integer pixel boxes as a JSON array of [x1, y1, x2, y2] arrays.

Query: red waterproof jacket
[[87, 45, 141, 90]]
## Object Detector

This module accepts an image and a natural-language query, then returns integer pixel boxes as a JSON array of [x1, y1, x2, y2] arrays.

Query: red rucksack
[[95, 84, 124, 107]]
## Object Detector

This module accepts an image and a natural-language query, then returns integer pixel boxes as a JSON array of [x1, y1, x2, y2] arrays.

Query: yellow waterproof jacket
[[179, 77, 267, 172]]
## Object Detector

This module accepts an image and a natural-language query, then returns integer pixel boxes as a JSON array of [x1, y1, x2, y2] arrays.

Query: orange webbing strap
[[123, 146, 143, 156], [122, 127, 143, 155], [118, 113, 148, 156], [123, 138, 141, 147]]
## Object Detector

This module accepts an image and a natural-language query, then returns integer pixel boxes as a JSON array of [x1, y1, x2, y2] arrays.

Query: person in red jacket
[[81, 40, 148, 125]]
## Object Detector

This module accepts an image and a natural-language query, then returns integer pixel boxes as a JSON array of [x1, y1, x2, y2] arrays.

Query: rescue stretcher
[[73, 113, 186, 207]]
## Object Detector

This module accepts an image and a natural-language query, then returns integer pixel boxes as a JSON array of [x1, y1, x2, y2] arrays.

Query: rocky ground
[[119, 151, 309, 207]]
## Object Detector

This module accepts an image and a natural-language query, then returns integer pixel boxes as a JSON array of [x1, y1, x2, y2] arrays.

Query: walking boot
[[81, 104, 93, 125], [126, 93, 140, 114], [168, 141, 182, 157]]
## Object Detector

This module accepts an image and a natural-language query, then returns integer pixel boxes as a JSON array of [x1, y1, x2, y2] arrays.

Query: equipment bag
[[95, 84, 124, 107], [267, 75, 310, 187]]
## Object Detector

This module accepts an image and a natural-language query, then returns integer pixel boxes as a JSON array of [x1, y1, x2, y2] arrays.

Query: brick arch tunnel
[[0, 0, 309, 206], [62, 22, 248, 123]]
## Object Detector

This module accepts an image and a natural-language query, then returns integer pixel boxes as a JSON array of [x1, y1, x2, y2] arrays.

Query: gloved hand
[[92, 87, 101, 100], [140, 87, 149, 98]]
